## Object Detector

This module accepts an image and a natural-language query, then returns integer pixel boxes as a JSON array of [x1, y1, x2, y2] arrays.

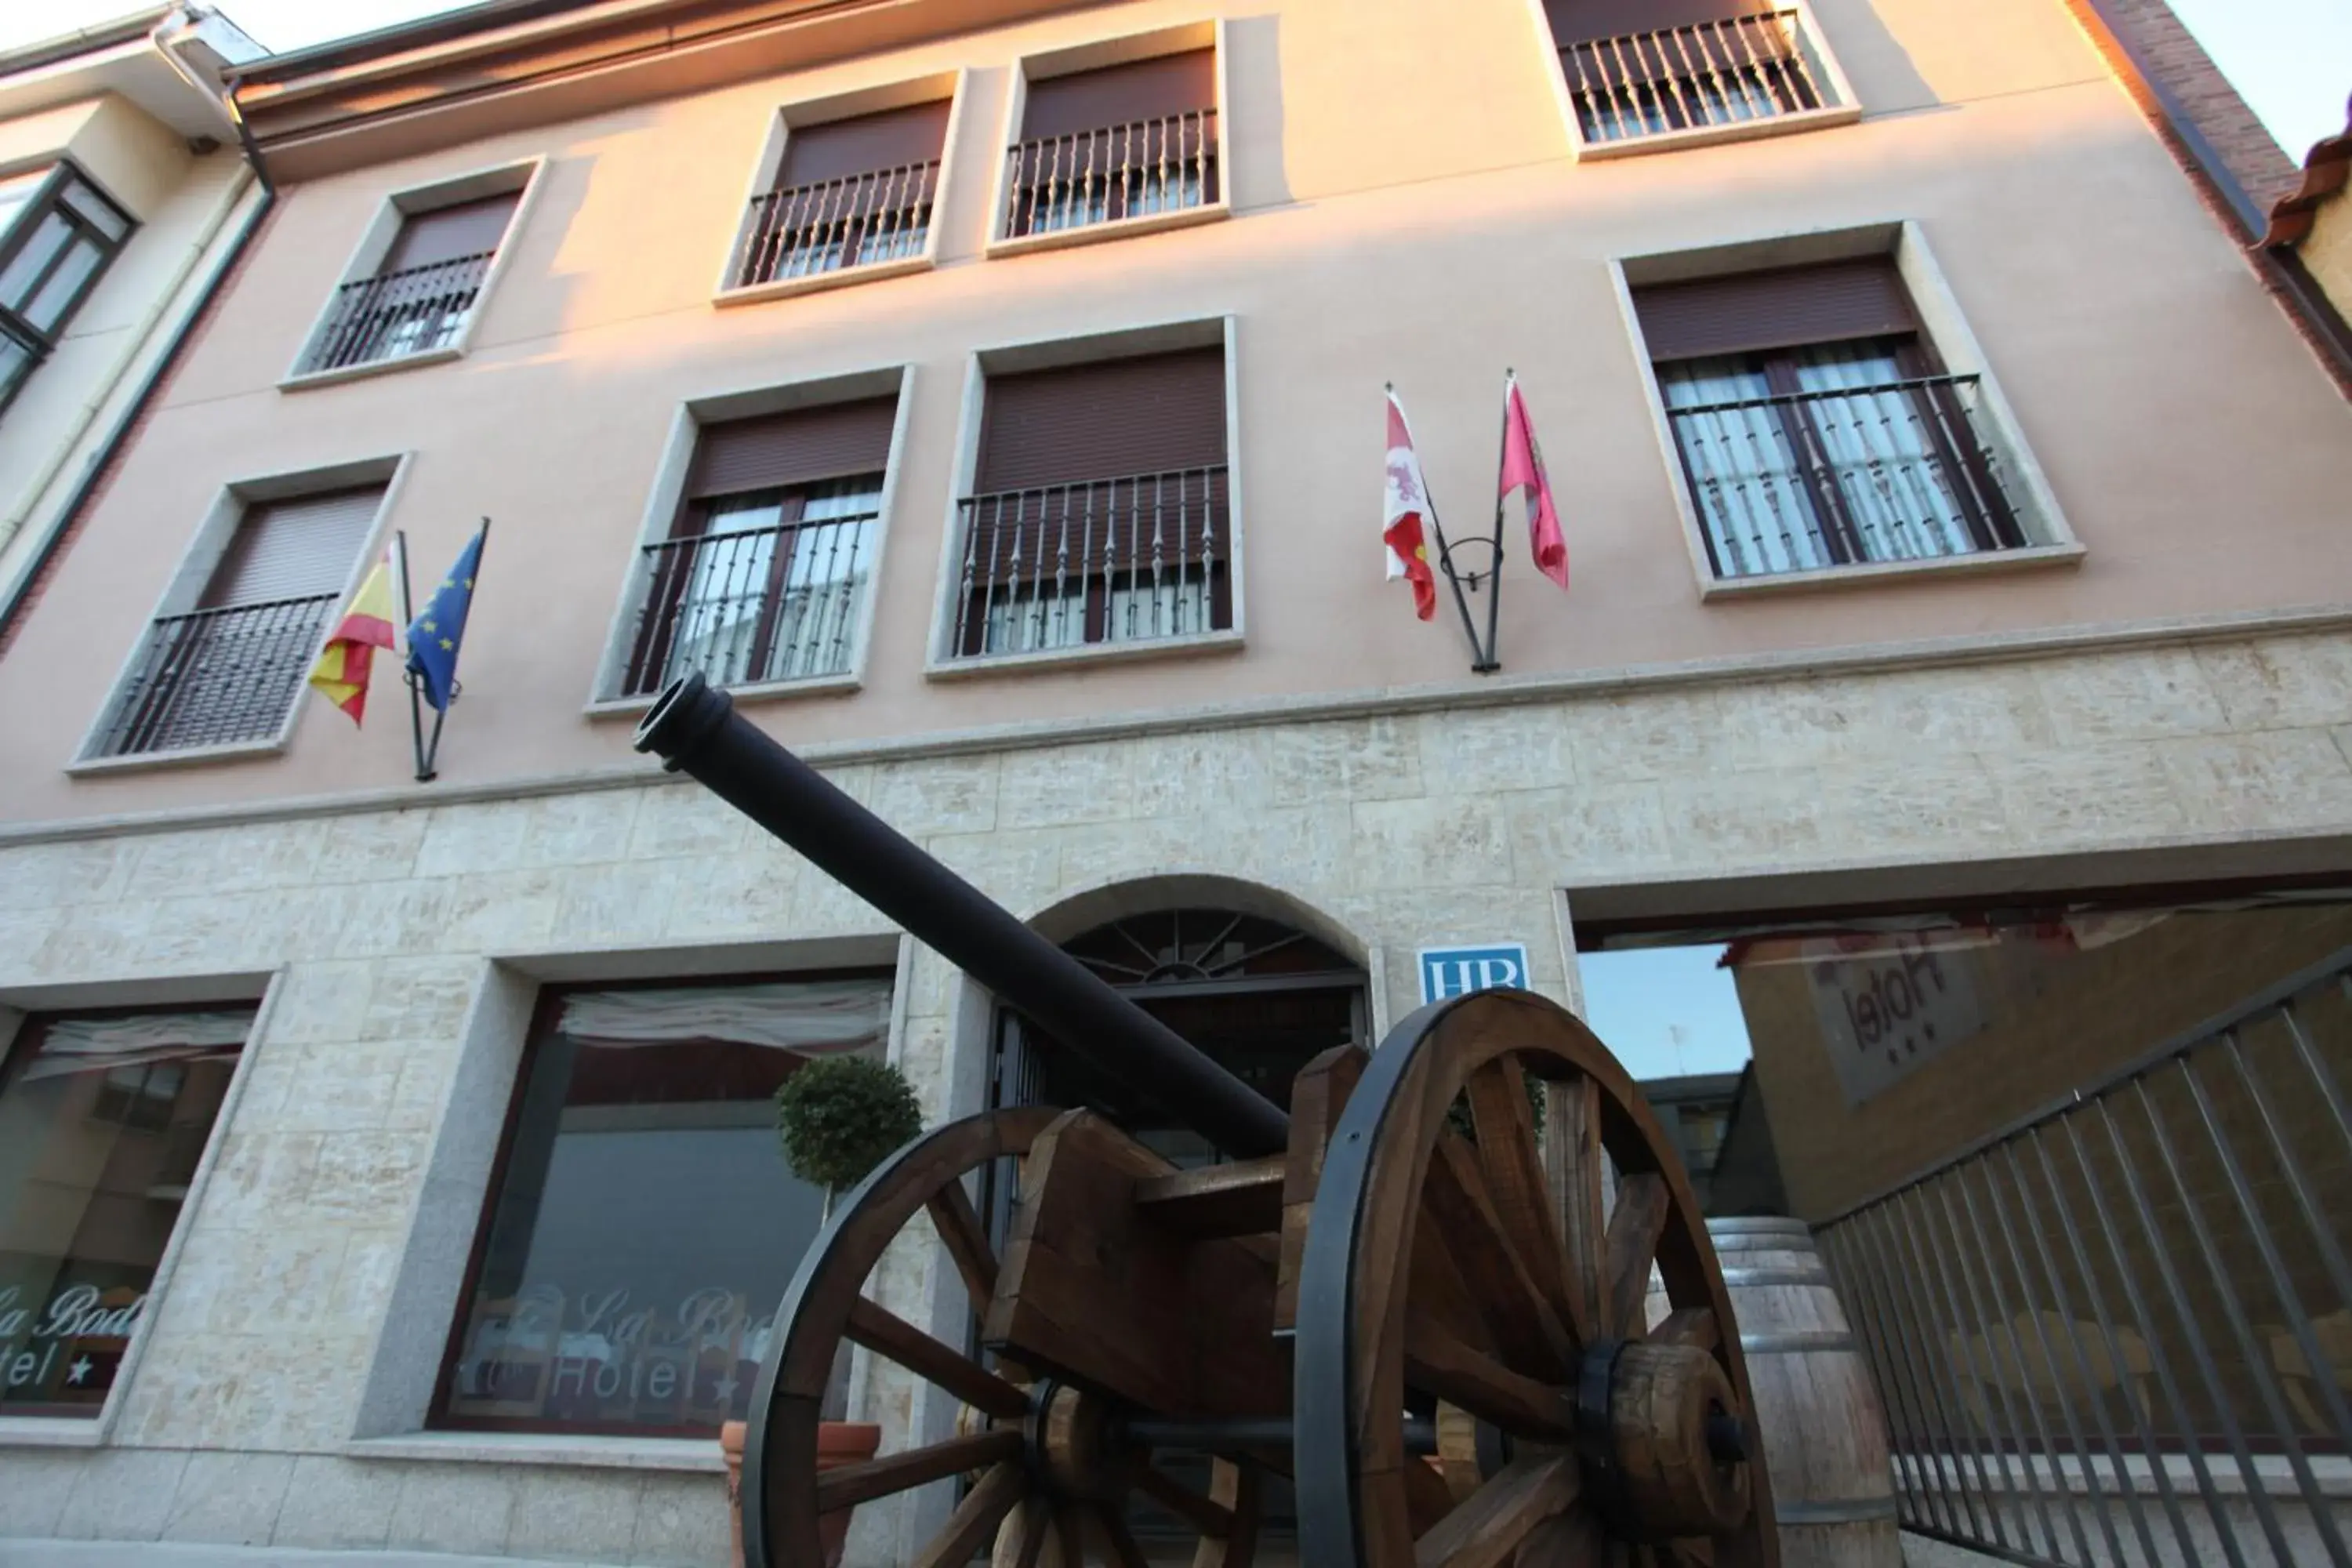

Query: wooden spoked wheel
[[1294, 990, 1777, 1568], [742, 1107, 1265, 1568]]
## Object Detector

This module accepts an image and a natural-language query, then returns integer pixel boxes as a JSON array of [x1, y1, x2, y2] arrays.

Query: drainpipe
[[0, 13, 276, 648]]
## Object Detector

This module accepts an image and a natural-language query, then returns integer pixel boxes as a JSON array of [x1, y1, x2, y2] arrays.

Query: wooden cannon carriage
[[637, 675, 1777, 1568]]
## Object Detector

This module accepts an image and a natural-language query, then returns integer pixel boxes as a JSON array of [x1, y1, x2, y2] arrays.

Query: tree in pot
[[723, 1054, 925, 1568]]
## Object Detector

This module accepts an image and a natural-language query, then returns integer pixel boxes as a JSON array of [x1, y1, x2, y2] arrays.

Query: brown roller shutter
[[1019, 51, 1214, 142], [975, 347, 1225, 494], [382, 191, 521, 273], [1632, 259, 1918, 362], [778, 100, 951, 188], [1544, 0, 1772, 45], [686, 397, 897, 500], [201, 487, 384, 608]]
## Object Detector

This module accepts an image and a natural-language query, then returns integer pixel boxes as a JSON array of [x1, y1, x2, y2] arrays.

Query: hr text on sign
[[1419, 944, 1532, 1004]]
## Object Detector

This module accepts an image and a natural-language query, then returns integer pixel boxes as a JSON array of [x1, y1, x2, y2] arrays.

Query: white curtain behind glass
[[664, 476, 880, 687], [1660, 356, 1828, 579], [557, 978, 889, 1054], [1789, 346, 1976, 562]]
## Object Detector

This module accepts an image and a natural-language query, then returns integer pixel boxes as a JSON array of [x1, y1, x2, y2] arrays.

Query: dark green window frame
[[0, 163, 136, 421]]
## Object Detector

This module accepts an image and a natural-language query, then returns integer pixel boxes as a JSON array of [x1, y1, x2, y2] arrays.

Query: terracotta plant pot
[[720, 1418, 884, 1568]]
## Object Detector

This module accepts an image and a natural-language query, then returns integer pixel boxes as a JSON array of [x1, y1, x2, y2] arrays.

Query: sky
[[8, 0, 2348, 158]]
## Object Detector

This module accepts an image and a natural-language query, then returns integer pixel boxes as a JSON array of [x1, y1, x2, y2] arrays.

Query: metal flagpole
[[416, 518, 489, 782], [392, 530, 434, 784], [1476, 368, 1515, 674]]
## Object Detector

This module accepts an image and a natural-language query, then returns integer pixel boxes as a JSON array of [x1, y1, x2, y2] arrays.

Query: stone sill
[[924, 626, 1243, 681], [1572, 103, 1861, 162], [983, 198, 1229, 261], [584, 670, 862, 719], [0, 1414, 103, 1447], [346, 1430, 725, 1472], [279, 344, 464, 393], [1698, 543, 2085, 601], [713, 252, 932, 307], [67, 735, 289, 777]]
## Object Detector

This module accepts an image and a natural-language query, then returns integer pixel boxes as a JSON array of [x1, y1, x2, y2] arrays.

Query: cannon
[[636, 674, 1776, 1568]]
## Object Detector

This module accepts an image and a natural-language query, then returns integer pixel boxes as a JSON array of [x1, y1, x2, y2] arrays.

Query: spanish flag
[[307, 552, 399, 724]]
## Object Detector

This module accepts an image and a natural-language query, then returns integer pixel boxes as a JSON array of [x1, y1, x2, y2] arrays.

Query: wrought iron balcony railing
[[950, 466, 1229, 658], [296, 250, 493, 376], [1002, 110, 1217, 239], [1563, 11, 1828, 145], [729, 162, 938, 289], [1663, 372, 2031, 580], [619, 512, 877, 695], [91, 593, 336, 758]]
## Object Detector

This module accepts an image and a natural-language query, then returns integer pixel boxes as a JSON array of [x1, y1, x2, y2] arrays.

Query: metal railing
[[729, 162, 938, 289], [1563, 11, 1827, 145], [619, 513, 876, 695], [1003, 110, 1217, 238], [91, 593, 336, 757], [297, 250, 493, 375], [1664, 372, 2029, 579], [950, 466, 1228, 657], [1816, 948, 2352, 1568]]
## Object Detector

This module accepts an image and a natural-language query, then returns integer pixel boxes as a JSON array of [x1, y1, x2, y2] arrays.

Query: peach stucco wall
[[4, 0, 2350, 827]]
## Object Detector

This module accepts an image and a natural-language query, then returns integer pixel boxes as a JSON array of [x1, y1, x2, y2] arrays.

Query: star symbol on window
[[439, 637, 455, 651], [66, 1356, 93, 1385], [421, 619, 437, 633]]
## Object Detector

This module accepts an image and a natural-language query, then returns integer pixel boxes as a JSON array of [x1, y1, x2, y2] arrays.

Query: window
[[0, 1007, 252, 1418], [1632, 258, 2034, 580], [953, 346, 1230, 659], [729, 100, 948, 291], [435, 975, 893, 1435], [296, 188, 521, 377], [89, 485, 385, 758], [1002, 49, 1218, 241], [0, 165, 134, 419], [618, 397, 895, 696], [1543, 0, 1851, 153]]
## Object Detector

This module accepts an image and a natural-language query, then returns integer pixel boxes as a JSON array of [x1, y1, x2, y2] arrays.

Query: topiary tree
[[775, 1054, 924, 1213]]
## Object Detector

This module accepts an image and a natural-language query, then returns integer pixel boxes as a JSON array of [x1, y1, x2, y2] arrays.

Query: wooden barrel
[[1654, 1217, 1902, 1566]]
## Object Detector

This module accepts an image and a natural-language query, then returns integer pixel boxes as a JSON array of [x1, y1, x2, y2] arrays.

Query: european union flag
[[406, 525, 486, 712]]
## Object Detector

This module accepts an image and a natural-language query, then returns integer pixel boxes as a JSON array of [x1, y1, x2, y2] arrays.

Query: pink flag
[[1501, 376, 1568, 590]]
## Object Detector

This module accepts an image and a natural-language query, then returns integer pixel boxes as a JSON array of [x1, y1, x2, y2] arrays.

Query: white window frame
[[280, 157, 547, 391], [923, 314, 1245, 679], [984, 20, 1232, 260], [1527, 0, 1860, 162], [714, 71, 970, 307], [0, 971, 279, 1449], [68, 453, 412, 772], [1608, 220, 2083, 600], [584, 365, 915, 714]]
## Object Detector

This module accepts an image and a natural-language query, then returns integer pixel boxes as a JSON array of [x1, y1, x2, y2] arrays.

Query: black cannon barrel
[[634, 674, 1291, 1160]]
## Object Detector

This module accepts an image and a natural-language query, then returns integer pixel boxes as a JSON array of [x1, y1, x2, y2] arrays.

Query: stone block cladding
[[2, 630, 2350, 1563]]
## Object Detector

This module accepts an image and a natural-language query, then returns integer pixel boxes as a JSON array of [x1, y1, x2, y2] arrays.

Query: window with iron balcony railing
[[1002, 50, 1218, 242], [1548, 3, 1849, 152], [296, 190, 518, 377], [87, 485, 385, 760], [727, 100, 949, 292], [951, 345, 1232, 662], [1632, 258, 2045, 583]]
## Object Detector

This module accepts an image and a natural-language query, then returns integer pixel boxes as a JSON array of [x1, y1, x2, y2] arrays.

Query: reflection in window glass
[[0, 1009, 251, 1417], [439, 975, 894, 1435]]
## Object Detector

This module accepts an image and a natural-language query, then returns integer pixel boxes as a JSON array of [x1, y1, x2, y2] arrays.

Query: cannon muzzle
[[634, 674, 1291, 1160]]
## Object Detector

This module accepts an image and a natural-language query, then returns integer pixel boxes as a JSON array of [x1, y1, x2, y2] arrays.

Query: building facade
[[0, 5, 263, 631], [0, 0, 2347, 1563]]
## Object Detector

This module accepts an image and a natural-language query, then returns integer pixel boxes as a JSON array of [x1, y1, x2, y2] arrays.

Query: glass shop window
[[435, 973, 894, 1436], [0, 1007, 252, 1417]]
